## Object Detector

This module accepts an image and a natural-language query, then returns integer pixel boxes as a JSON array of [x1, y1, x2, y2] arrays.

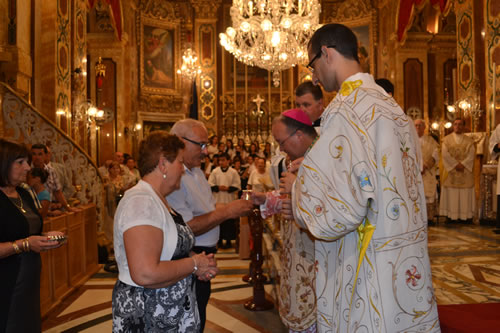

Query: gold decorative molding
[[322, 0, 373, 22], [136, 111, 185, 141], [138, 0, 179, 21], [138, 94, 184, 114], [190, 0, 221, 19], [177, 3, 194, 29]]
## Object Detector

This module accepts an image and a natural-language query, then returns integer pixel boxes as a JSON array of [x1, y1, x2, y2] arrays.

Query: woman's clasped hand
[[192, 251, 218, 281]]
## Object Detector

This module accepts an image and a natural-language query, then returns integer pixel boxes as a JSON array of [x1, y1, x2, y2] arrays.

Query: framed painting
[[143, 121, 175, 137], [346, 17, 375, 75], [136, 111, 184, 141], [139, 16, 180, 95]]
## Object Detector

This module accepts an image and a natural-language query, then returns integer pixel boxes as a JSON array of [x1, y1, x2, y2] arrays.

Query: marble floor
[[41, 223, 500, 332]]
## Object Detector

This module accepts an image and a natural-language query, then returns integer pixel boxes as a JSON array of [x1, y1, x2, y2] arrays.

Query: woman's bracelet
[[22, 238, 30, 252], [12, 241, 21, 254], [192, 256, 198, 274]]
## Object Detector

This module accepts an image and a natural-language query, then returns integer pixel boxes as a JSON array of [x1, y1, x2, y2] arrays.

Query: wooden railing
[[0, 82, 105, 227], [40, 205, 100, 317]]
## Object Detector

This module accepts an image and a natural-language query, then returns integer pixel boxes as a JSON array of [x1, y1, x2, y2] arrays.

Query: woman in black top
[[0, 139, 64, 332]]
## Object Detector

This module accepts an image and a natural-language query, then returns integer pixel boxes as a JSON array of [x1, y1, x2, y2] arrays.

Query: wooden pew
[[40, 204, 100, 317]]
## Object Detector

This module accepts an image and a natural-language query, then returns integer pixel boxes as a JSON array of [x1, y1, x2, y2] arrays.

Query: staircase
[[0, 82, 104, 227]]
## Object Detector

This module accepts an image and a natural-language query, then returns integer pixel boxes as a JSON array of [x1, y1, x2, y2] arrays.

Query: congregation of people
[[2, 22, 489, 333]]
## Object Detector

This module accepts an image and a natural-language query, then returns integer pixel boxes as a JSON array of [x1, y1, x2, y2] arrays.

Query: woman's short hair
[[30, 167, 49, 184], [108, 161, 121, 171], [138, 131, 185, 177], [0, 139, 30, 186], [209, 135, 218, 145]]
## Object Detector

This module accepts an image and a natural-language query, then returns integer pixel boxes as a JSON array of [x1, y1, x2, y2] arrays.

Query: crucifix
[[252, 94, 265, 117]]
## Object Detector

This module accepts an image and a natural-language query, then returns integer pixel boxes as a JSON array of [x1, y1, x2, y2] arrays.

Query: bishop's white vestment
[[291, 73, 440, 332], [267, 142, 317, 332], [439, 132, 475, 220]]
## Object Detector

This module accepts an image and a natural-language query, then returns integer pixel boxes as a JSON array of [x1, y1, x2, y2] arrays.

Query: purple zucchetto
[[282, 108, 313, 126]]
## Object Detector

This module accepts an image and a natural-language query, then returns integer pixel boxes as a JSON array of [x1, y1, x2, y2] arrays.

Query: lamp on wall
[[73, 100, 105, 130], [124, 123, 142, 138], [219, 0, 321, 87]]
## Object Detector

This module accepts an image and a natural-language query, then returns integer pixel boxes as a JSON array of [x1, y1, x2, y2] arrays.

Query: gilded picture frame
[[345, 17, 376, 75], [139, 16, 180, 95], [136, 111, 185, 141]]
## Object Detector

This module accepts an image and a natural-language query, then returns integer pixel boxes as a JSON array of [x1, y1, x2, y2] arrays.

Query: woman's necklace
[[1, 187, 27, 213], [11, 196, 27, 213]]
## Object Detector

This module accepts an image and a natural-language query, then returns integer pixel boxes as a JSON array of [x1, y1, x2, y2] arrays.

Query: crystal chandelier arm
[[221, 0, 321, 83]]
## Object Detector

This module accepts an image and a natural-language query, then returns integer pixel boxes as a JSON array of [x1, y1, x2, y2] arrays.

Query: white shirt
[[114, 180, 178, 287], [248, 168, 273, 192], [167, 166, 218, 247]]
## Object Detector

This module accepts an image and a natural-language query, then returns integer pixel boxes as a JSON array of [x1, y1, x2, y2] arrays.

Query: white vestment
[[278, 218, 316, 331], [291, 73, 440, 332], [439, 132, 475, 220], [489, 124, 500, 195], [248, 168, 273, 192], [267, 153, 317, 331], [419, 135, 439, 204], [207, 166, 241, 204]]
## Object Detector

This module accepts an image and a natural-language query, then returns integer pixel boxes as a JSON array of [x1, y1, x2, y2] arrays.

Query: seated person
[[26, 168, 51, 219], [46, 146, 75, 200], [31, 143, 74, 212], [98, 160, 113, 179], [205, 154, 219, 178], [247, 157, 273, 192], [125, 157, 141, 185], [106, 161, 128, 197]]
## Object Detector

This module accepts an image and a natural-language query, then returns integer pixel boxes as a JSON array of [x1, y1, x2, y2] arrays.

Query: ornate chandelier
[[219, 0, 321, 87], [176, 46, 202, 81]]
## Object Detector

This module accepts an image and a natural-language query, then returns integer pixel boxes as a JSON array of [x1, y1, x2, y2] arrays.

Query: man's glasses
[[277, 129, 299, 147], [306, 45, 336, 73], [182, 137, 208, 150]]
